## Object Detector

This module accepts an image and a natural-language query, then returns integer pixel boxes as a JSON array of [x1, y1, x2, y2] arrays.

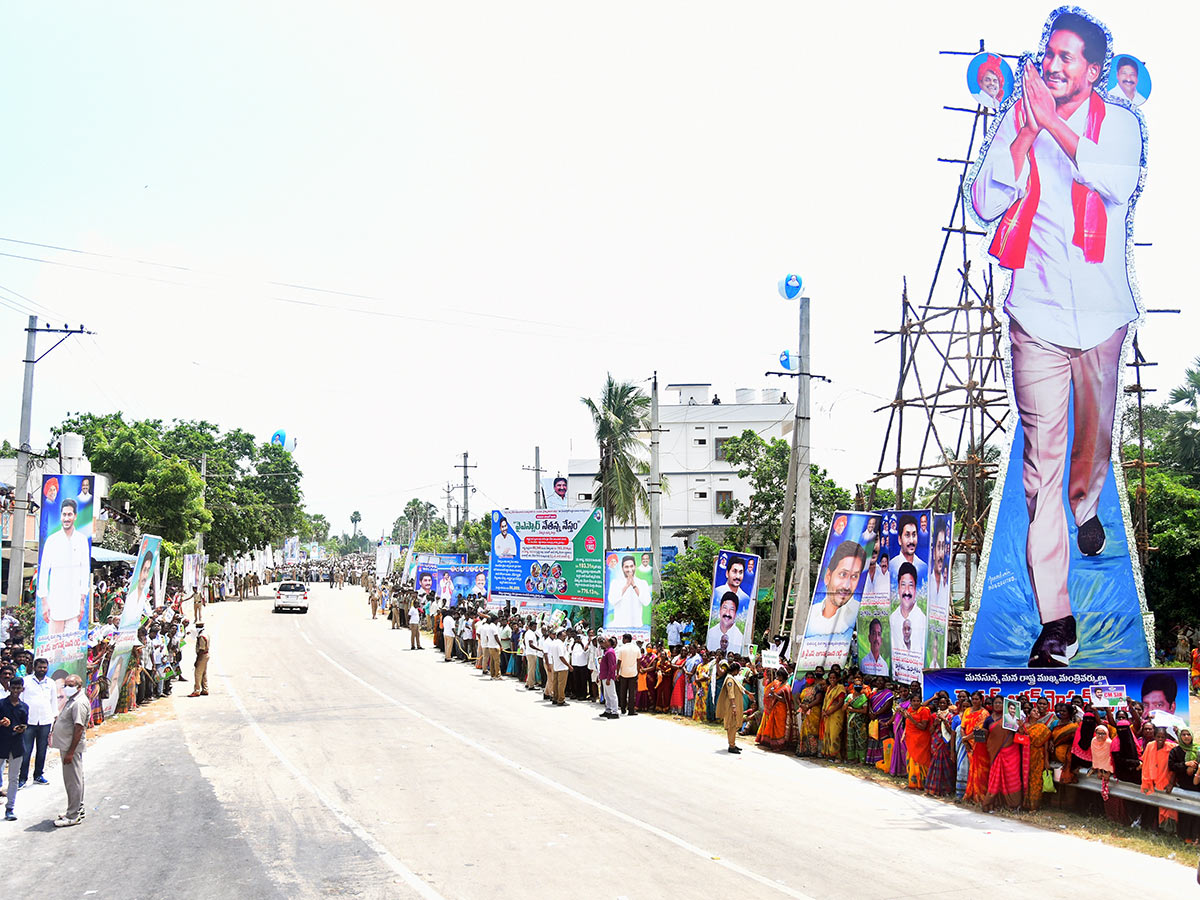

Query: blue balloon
[[778, 274, 803, 300], [779, 350, 800, 371], [270, 430, 286, 447]]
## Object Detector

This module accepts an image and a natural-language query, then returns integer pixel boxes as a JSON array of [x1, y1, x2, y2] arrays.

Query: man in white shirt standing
[[442, 610, 457, 662], [616, 634, 640, 715], [970, 10, 1142, 667], [19, 657, 56, 787], [543, 629, 570, 706], [522, 622, 541, 690], [408, 602, 424, 651], [37, 499, 90, 635]]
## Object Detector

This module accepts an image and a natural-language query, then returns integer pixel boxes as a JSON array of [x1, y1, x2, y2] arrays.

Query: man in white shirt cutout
[[607, 556, 651, 629], [970, 11, 1141, 667], [37, 500, 90, 634]]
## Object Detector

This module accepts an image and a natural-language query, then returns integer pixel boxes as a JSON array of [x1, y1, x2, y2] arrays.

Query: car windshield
[[279, 583, 305, 592]]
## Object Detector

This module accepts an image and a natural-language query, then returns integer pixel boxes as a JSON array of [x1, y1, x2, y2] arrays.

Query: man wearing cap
[[188, 624, 210, 697], [0, 675, 29, 820], [51, 673, 88, 826]]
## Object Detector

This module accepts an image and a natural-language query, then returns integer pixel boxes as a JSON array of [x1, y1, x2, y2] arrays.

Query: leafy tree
[[719, 430, 790, 551], [350, 510, 362, 537], [658, 535, 723, 638], [581, 375, 650, 548]]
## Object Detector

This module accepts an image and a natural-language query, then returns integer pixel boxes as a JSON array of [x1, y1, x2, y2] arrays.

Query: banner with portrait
[[603, 549, 654, 638], [923, 668, 1187, 721], [182, 553, 205, 593], [283, 535, 300, 564], [435, 564, 489, 607], [705, 550, 759, 656], [34, 474, 96, 675], [962, 8, 1151, 669], [102, 534, 162, 717], [487, 509, 605, 609], [541, 475, 573, 510]]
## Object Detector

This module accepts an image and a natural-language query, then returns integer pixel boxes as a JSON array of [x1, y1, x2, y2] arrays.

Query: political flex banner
[[182, 553, 205, 593], [542, 475, 573, 510], [435, 564, 489, 606], [923, 668, 1187, 721], [34, 474, 96, 674], [283, 535, 300, 564], [603, 549, 654, 637], [102, 535, 162, 717], [488, 509, 605, 609], [705, 550, 759, 656], [962, 8, 1151, 669], [413, 553, 441, 595]]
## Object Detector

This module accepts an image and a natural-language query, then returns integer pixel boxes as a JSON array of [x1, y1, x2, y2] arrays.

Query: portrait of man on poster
[[970, 10, 1142, 667]]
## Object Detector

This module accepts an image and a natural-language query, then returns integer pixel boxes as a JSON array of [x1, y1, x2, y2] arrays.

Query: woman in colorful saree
[[755, 669, 796, 752], [961, 690, 991, 804], [1049, 702, 1079, 782], [887, 684, 910, 778], [668, 651, 687, 715], [692, 658, 711, 722], [866, 679, 894, 768], [637, 645, 658, 712], [951, 702, 970, 800], [820, 672, 847, 760], [655, 648, 673, 713], [982, 696, 1024, 812], [796, 671, 823, 757], [86, 637, 109, 727], [1142, 726, 1179, 832], [925, 696, 956, 797], [844, 679, 869, 764], [1024, 697, 1054, 811]]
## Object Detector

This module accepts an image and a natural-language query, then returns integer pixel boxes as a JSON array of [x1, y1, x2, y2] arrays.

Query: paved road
[[10, 582, 1197, 899]]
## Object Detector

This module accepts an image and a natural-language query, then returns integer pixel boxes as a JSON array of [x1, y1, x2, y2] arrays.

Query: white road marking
[[312, 644, 816, 900], [221, 673, 445, 900]]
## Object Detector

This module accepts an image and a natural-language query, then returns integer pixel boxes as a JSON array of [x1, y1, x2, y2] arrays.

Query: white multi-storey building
[[567, 383, 795, 559]]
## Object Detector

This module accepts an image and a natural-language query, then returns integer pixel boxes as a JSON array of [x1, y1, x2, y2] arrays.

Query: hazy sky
[[0, 3, 1191, 542]]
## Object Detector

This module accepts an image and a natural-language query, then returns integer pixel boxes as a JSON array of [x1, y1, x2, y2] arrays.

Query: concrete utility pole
[[649, 372, 663, 600], [5, 316, 92, 609], [195, 452, 207, 555], [457, 452, 476, 527], [522, 447, 544, 509], [770, 388, 802, 637], [787, 296, 813, 661]]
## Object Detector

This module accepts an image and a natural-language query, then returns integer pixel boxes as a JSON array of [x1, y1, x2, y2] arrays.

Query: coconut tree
[[1167, 356, 1200, 471], [350, 510, 362, 538], [581, 375, 650, 548]]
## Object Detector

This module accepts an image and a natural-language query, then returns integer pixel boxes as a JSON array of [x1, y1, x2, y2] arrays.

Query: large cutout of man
[[804, 540, 866, 637], [607, 554, 651, 629], [969, 10, 1141, 667]]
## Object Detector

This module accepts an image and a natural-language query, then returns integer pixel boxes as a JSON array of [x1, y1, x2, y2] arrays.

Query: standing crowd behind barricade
[[356, 583, 1200, 839]]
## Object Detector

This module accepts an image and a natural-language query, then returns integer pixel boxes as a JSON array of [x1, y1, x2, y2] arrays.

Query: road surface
[[8, 582, 1196, 899]]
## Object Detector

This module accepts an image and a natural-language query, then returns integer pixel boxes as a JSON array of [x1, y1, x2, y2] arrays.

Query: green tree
[[719, 430, 790, 551], [350, 510, 362, 537], [581, 375, 650, 548]]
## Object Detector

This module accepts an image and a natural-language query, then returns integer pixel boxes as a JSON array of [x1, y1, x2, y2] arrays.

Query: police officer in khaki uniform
[[188, 624, 210, 697]]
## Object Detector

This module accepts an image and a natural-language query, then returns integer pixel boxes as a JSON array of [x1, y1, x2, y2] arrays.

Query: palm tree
[[1168, 356, 1200, 470], [581, 375, 650, 548], [350, 510, 362, 538]]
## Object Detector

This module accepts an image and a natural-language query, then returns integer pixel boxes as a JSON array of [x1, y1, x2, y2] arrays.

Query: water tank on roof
[[60, 432, 85, 459], [762, 388, 781, 404], [734, 388, 756, 404]]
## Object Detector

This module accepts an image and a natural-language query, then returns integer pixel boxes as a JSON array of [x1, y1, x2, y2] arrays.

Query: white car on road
[[273, 581, 309, 614]]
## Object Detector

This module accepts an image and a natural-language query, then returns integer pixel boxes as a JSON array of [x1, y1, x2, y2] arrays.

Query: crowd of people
[[347, 579, 1200, 840]]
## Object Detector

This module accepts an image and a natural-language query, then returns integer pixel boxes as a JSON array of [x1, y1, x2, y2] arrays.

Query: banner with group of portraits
[[706, 550, 759, 656], [795, 510, 951, 680], [34, 474, 96, 678]]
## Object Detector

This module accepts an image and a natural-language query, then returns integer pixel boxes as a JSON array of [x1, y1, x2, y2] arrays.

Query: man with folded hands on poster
[[38, 499, 90, 635], [970, 11, 1142, 667]]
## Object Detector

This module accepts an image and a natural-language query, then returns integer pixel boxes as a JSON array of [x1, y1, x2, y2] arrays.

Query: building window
[[693, 438, 707, 446], [578, 492, 592, 501], [714, 437, 731, 460], [715, 490, 733, 514], [694, 491, 708, 500]]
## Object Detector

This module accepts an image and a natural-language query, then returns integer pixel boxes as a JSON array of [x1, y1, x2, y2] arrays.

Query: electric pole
[[787, 296, 813, 660], [649, 372, 663, 601], [457, 452, 476, 527], [5, 316, 93, 609], [195, 452, 207, 555], [522, 446, 545, 509]]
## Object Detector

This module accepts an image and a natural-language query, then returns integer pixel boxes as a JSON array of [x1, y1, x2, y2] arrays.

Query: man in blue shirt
[[1, 675, 29, 821]]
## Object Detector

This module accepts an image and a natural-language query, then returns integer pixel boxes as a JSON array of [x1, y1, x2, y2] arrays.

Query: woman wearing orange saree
[[1191, 647, 1200, 697], [755, 670, 795, 752], [1025, 697, 1054, 810], [960, 691, 991, 805]]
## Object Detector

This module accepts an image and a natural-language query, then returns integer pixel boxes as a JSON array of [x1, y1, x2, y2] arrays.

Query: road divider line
[[221, 672, 445, 900], [313, 647, 816, 900]]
